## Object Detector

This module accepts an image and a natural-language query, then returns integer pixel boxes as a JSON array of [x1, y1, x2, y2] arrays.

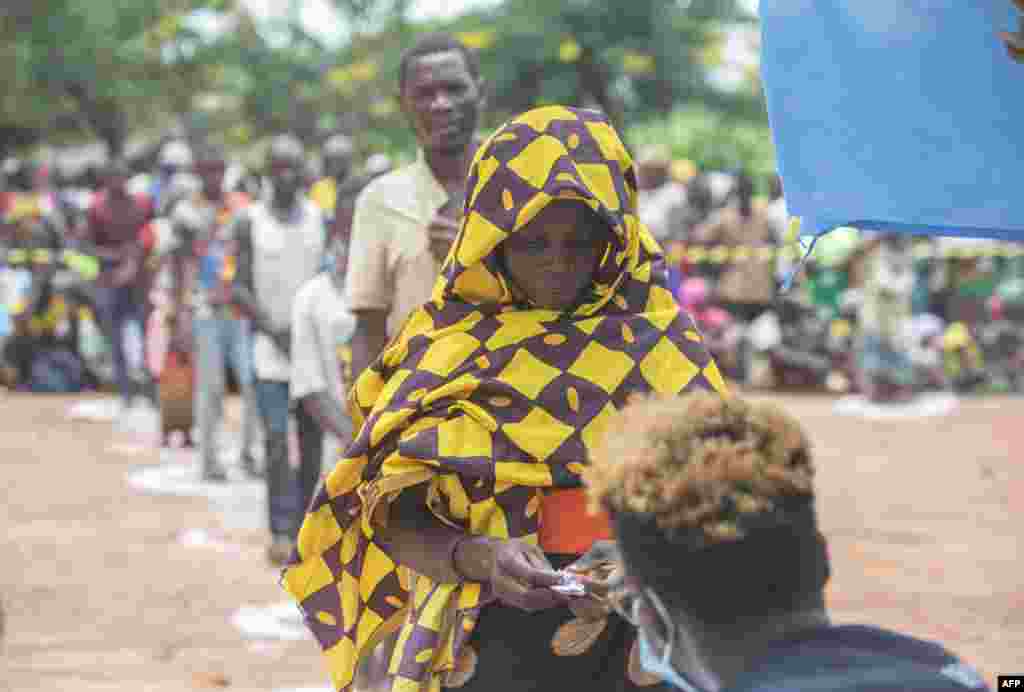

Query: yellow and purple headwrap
[[282, 106, 727, 692]]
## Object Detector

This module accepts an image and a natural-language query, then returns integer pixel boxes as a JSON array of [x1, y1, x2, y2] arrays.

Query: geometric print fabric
[[282, 105, 728, 692]]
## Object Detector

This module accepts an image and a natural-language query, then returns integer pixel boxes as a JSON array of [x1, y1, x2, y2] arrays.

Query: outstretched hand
[[456, 537, 569, 613], [562, 540, 624, 620], [565, 540, 622, 595]]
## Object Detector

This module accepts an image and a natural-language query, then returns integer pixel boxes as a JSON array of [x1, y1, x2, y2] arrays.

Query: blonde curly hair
[[584, 392, 815, 549]]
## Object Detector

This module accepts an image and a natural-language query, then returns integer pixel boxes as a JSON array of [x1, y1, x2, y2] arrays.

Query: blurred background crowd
[[3, 141, 1022, 404], [2, 0, 1023, 420]]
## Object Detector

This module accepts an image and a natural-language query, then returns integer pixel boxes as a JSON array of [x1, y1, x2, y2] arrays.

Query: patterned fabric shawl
[[282, 105, 728, 692]]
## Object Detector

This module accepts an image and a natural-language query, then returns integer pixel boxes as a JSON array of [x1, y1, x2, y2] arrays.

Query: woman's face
[[501, 200, 610, 311]]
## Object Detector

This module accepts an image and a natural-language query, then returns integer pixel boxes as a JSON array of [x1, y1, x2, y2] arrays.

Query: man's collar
[[413, 149, 449, 203]]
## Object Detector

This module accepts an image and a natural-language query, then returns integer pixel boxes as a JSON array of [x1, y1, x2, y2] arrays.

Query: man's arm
[[169, 219, 193, 316], [290, 284, 351, 440], [230, 214, 289, 354], [349, 309, 389, 381], [345, 188, 394, 379], [301, 392, 353, 442], [230, 215, 271, 333]]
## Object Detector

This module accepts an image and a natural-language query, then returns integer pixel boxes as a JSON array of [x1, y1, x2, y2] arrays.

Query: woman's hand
[[455, 537, 568, 612]]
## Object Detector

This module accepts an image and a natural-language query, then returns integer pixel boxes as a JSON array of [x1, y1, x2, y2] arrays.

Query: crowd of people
[[0, 30, 1001, 692], [0, 128, 392, 562], [633, 153, 1024, 403]]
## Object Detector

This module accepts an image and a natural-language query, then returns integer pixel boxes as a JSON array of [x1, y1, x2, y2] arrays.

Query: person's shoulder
[[356, 161, 422, 206], [729, 625, 989, 692]]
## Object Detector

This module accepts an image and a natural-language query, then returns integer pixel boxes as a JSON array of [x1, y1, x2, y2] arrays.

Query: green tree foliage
[[4, 0, 772, 168], [315, 0, 758, 152], [0, 0, 230, 156], [628, 105, 776, 179]]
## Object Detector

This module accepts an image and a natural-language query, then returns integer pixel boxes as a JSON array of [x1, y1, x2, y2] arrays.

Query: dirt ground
[[1, 391, 1021, 691]]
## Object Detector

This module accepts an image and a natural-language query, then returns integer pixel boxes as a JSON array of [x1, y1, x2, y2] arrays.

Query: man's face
[[269, 156, 303, 204], [401, 50, 483, 157]]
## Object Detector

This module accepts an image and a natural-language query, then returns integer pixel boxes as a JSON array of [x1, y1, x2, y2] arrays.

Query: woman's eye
[[513, 237, 547, 253]]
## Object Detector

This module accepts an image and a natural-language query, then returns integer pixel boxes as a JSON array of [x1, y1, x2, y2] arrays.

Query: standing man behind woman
[[230, 135, 325, 564], [346, 33, 485, 380]]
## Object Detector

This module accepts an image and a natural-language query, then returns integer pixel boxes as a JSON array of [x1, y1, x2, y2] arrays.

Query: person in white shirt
[[290, 233, 355, 521], [229, 135, 325, 564]]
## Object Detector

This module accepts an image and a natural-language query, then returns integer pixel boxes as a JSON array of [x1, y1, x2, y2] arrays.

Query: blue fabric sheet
[[760, 1, 1024, 242]]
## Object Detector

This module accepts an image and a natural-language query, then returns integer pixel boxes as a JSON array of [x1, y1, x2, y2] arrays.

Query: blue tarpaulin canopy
[[760, 1, 1023, 243]]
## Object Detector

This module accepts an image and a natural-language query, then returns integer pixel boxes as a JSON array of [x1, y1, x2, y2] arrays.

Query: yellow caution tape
[[784, 217, 802, 245], [664, 241, 1023, 265], [709, 245, 731, 265]]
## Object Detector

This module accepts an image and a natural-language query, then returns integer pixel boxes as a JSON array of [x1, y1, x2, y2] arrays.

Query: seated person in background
[[584, 392, 991, 692]]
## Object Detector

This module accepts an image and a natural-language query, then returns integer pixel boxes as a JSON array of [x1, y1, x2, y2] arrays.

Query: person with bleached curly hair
[[584, 392, 990, 692]]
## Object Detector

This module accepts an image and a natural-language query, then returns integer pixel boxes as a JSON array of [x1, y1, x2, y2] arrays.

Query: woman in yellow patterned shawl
[[282, 105, 728, 692]]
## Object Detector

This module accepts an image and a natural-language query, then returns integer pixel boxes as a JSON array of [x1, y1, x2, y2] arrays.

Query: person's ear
[[398, 88, 418, 131], [398, 82, 413, 115]]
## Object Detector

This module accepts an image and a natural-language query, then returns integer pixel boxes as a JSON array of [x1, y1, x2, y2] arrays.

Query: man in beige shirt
[[346, 33, 486, 379]]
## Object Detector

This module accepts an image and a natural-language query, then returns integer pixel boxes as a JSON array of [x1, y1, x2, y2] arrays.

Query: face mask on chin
[[631, 589, 715, 692], [637, 629, 706, 692]]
